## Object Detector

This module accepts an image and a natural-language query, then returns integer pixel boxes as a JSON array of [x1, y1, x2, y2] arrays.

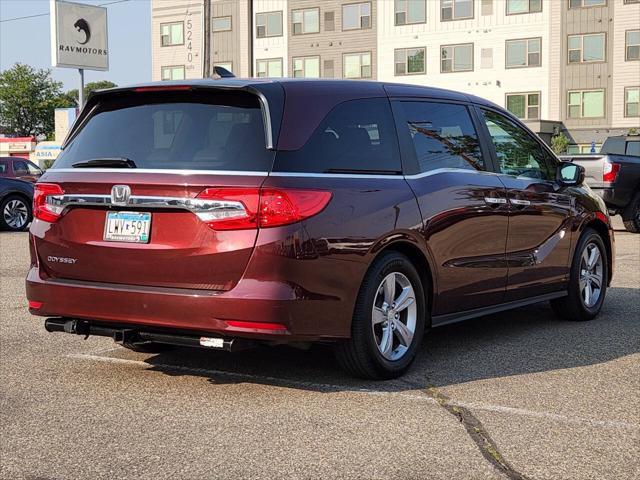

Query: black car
[[0, 177, 34, 231]]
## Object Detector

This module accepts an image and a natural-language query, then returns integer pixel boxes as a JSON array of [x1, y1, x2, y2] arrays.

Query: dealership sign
[[50, 0, 109, 71]]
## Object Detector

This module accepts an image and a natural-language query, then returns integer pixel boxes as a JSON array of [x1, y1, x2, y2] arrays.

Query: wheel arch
[[581, 217, 613, 286]]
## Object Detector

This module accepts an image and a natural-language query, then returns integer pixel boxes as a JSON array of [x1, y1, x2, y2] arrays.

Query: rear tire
[[0, 195, 31, 232], [121, 341, 173, 353], [621, 192, 640, 233], [551, 228, 608, 321], [335, 252, 427, 380]]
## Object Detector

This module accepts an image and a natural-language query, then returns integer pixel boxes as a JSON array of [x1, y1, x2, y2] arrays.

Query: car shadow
[[142, 286, 639, 393]]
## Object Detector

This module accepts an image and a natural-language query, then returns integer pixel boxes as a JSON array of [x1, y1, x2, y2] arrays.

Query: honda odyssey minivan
[[26, 79, 614, 379]]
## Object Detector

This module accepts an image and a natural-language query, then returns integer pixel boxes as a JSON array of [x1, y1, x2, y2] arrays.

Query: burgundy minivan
[[26, 79, 614, 379]]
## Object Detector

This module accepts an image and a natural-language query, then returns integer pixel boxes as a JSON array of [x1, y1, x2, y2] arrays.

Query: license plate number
[[104, 212, 151, 243]]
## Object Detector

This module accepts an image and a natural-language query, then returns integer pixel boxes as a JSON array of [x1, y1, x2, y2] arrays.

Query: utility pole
[[203, 0, 211, 78]]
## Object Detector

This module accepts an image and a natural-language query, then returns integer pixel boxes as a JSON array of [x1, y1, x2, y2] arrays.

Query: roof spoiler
[[212, 66, 235, 78]]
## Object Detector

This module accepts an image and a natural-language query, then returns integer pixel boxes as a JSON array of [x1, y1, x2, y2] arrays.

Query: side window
[[480, 109, 556, 181], [0, 161, 7, 175], [13, 160, 28, 175], [26, 161, 42, 174], [274, 98, 401, 174], [399, 101, 485, 173]]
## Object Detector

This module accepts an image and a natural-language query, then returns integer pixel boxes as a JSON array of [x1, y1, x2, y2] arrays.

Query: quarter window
[[344, 52, 372, 79], [256, 58, 283, 78], [506, 92, 540, 119], [343, 2, 371, 30], [292, 56, 320, 78], [567, 90, 605, 118], [160, 22, 183, 46], [161, 65, 185, 81], [506, 38, 541, 68], [480, 109, 556, 181], [273, 99, 401, 174], [569, 0, 606, 7], [256, 11, 283, 38], [568, 33, 605, 63], [625, 87, 640, 117], [395, 0, 427, 25], [441, 0, 474, 20], [212, 16, 232, 32], [400, 101, 485, 173], [292, 8, 320, 35], [441, 44, 473, 72], [626, 30, 640, 61], [506, 0, 542, 14], [395, 48, 426, 75]]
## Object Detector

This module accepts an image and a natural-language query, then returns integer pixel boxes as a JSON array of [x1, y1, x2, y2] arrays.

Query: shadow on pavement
[[142, 286, 639, 392]]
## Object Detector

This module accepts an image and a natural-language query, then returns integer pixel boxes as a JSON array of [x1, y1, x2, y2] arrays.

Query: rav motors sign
[[50, 0, 109, 71]]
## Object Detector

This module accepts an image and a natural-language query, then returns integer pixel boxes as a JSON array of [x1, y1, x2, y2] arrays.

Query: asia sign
[[50, 0, 109, 71]]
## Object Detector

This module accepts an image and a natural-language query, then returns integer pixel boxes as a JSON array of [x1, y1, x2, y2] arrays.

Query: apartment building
[[151, 0, 640, 149]]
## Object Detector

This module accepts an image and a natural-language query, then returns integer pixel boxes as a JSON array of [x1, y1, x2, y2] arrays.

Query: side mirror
[[557, 162, 585, 187]]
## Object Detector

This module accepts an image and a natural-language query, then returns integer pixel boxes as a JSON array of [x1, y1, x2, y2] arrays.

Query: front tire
[[621, 192, 640, 233], [551, 228, 608, 321], [0, 195, 31, 232], [335, 252, 427, 380]]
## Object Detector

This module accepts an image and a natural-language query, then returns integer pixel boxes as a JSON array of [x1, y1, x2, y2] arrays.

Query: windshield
[[54, 91, 274, 171]]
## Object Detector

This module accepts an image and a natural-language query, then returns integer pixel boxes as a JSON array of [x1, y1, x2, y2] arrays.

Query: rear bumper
[[26, 266, 353, 342]]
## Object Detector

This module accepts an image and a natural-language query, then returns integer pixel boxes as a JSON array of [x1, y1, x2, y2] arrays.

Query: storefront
[[0, 137, 36, 159]]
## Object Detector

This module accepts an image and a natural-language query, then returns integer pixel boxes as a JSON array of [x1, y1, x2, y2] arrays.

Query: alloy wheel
[[3, 199, 29, 230], [579, 242, 604, 308], [372, 272, 417, 361]]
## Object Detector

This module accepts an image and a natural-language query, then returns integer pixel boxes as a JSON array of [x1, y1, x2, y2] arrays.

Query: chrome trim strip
[[404, 167, 497, 180], [47, 168, 269, 176], [269, 172, 405, 180], [484, 197, 508, 204], [510, 199, 531, 206]]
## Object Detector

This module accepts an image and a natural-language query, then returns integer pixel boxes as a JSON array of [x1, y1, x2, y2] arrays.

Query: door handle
[[510, 199, 531, 206], [484, 197, 507, 205]]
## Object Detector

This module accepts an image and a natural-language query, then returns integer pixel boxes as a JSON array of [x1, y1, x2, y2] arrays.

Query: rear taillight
[[603, 162, 620, 183], [33, 183, 65, 223], [196, 187, 332, 231]]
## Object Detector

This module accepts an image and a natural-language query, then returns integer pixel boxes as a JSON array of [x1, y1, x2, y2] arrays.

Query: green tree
[[64, 80, 118, 107], [551, 132, 570, 155], [0, 63, 70, 138]]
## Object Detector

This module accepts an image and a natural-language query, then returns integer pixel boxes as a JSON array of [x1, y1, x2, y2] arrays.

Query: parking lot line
[[68, 351, 639, 433]]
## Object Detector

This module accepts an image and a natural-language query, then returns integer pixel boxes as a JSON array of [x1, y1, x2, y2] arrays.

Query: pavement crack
[[401, 380, 532, 480]]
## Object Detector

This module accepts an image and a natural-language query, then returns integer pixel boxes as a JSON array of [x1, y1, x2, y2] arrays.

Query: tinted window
[[480, 109, 556, 180], [26, 161, 42, 174], [627, 141, 640, 157], [400, 101, 485, 173], [0, 160, 7, 175], [13, 160, 28, 175], [54, 91, 273, 171], [274, 98, 401, 174]]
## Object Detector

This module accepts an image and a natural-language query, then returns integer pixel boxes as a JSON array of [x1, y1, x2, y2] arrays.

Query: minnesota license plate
[[104, 212, 151, 243]]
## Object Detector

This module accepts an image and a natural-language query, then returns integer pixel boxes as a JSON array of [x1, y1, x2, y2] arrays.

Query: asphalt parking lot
[[1, 220, 638, 480]]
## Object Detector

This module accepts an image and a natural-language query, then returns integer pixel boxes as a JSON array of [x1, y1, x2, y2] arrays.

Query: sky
[[0, 0, 151, 91]]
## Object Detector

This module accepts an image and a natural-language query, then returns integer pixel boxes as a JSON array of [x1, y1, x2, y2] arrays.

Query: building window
[[344, 52, 372, 79], [395, 48, 426, 75], [568, 33, 605, 63], [625, 87, 640, 117], [568, 90, 605, 118], [325, 11, 335, 31], [626, 30, 640, 61], [161, 65, 185, 81], [292, 56, 320, 78], [256, 58, 282, 77], [567, 144, 602, 154], [256, 11, 282, 38], [506, 92, 540, 119], [506, 0, 542, 14], [212, 16, 232, 32], [441, 0, 474, 21], [441, 43, 473, 72], [506, 38, 541, 68], [324, 59, 335, 78], [160, 22, 183, 47], [569, 0, 606, 8], [481, 48, 493, 68], [623, 0, 640, 4], [395, 0, 427, 25], [343, 2, 371, 30], [292, 8, 320, 35]]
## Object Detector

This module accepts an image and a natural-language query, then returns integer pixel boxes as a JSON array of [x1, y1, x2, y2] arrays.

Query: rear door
[[476, 107, 574, 301], [392, 99, 509, 315], [33, 88, 275, 291]]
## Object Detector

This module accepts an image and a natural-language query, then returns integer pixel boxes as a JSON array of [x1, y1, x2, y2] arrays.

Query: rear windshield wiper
[[72, 157, 137, 169]]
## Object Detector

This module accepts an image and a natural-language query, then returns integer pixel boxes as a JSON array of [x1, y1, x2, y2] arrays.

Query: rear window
[[626, 141, 639, 157], [274, 98, 401, 174], [54, 91, 274, 171]]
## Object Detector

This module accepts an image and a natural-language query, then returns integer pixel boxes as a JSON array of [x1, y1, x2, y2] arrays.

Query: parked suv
[[26, 79, 614, 379]]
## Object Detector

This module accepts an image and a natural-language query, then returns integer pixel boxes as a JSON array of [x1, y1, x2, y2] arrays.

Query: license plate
[[104, 212, 151, 243]]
